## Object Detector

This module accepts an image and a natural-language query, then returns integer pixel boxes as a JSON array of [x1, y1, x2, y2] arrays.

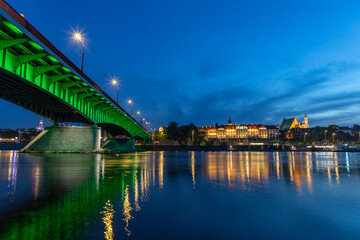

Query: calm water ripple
[[0, 150, 360, 239]]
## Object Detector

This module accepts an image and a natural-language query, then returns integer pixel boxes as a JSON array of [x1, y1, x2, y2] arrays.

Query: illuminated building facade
[[280, 114, 309, 131], [280, 114, 310, 139], [198, 117, 279, 140]]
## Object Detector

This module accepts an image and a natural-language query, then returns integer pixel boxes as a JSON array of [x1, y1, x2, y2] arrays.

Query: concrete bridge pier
[[21, 125, 136, 153], [22, 125, 101, 152]]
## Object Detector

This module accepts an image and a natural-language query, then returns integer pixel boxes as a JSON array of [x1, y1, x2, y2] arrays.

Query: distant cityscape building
[[159, 126, 164, 133], [280, 114, 309, 131], [198, 117, 279, 140], [36, 119, 44, 131]]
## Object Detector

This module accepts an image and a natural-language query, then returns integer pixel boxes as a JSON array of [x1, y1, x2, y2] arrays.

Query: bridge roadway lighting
[[128, 100, 134, 117], [111, 78, 120, 103], [136, 111, 141, 121], [145, 121, 150, 131], [73, 32, 85, 72]]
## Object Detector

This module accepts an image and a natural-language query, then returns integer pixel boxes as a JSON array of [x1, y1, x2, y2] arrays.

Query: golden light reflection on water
[[202, 152, 352, 193], [159, 151, 164, 189], [134, 170, 141, 211], [101, 200, 115, 240], [123, 185, 133, 236], [191, 151, 196, 188], [206, 152, 270, 187]]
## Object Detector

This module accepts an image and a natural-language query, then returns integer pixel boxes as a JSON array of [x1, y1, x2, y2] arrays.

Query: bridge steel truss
[[0, 1, 149, 140]]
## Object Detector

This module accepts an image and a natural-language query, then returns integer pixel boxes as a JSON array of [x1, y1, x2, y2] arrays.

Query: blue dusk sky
[[2, 0, 360, 129]]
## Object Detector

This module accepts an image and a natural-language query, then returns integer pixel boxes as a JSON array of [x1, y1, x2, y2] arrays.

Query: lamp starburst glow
[[127, 100, 134, 117], [73, 32, 83, 42], [110, 77, 120, 103], [72, 31, 85, 71], [111, 79, 118, 86]]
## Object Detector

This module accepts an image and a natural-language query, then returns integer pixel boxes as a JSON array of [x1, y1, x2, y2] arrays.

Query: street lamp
[[324, 130, 327, 141], [128, 100, 134, 117], [332, 132, 336, 142], [136, 111, 141, 121], [73, 32, 85, 72], [192, 130, 195, 144], [111, 78, 119, 103]]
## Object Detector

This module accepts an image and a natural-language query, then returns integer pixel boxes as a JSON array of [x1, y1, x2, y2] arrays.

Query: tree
[[166, 121, 180, 141]]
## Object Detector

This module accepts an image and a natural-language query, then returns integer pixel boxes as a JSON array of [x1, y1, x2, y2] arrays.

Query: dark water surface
[[1, 151, 360, 240]]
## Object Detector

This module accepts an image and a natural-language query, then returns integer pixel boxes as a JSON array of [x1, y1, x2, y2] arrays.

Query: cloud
[[124, 57, 360, 129], [186, 60, 360, 127]]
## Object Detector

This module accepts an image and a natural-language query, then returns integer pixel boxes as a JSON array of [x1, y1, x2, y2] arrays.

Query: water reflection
[[0, 151, 360, 239], [202, 151, 360, 192], [123, 185, 133, 236], [101, 200, 115, 240]]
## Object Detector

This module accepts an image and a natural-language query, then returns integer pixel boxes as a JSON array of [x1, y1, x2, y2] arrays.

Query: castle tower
[[302, 114, 309, 128], [228, 116, 232, 125]]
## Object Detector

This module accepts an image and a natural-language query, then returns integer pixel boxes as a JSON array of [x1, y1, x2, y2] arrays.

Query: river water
[[0, 150, 360, 239]]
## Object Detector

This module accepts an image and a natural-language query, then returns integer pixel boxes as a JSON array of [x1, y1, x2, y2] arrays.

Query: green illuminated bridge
[[0, 0, 149, 143]]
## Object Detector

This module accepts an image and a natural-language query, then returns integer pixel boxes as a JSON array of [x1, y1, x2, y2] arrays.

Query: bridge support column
[[102, 138, 135, 152], [21, 126, 101, 152]]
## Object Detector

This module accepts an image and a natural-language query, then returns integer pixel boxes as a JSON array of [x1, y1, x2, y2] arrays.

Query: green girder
[[34, 64, 62, 77], [0, 38, 28, 50], [15, 53, 48, 69], [49, 73, 73, 83], [62, 81, 82, 89]]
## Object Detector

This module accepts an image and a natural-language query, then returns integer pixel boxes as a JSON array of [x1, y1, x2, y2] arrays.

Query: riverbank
[[136, 144, 306, 152], [2, 143, 357, 153]]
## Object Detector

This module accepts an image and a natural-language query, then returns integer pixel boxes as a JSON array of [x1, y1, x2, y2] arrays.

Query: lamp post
[[324, 130, 327, 141], [73, 32, 85, 72], [145, 121, 150, 131], [304, 132, 308, 143], [128, 100, 134, 117], [111, 78, 119, 103], [192, 130, 195, 145], [332, 132, 336, 142], [136, 111, 141, 121]]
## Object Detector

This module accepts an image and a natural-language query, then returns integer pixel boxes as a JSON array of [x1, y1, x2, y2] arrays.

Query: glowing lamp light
[[111, 79, 118, 86], [73, 32, 83, 42]]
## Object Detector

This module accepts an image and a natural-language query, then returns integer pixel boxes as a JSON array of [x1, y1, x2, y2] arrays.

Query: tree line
[[153, 121, 206, 145]]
